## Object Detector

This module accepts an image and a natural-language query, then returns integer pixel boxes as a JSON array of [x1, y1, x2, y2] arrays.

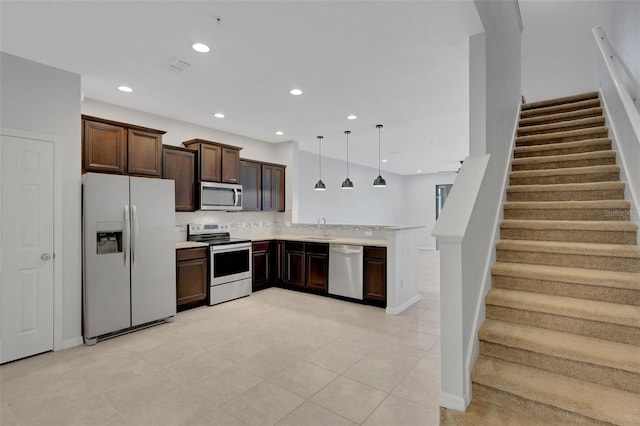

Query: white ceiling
[[0, 1, 483, 175]]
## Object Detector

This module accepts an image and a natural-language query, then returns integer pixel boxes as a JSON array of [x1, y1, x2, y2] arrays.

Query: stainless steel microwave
[[199, 182, 243, 211]]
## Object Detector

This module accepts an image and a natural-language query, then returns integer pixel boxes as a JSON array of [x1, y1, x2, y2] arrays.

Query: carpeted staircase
[[441, 91, 640, 425]]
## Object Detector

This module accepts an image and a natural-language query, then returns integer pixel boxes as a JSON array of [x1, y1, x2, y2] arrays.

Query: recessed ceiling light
[[214, 113, 225, 118], [289, 89, 303, 96], [275, 131, 284, 136], [192, 43, 210, 53], [382, 159, 388, 163], [347, 115, 357, 120], [118, 86, 133, 93], [417, 169, 423, 173]]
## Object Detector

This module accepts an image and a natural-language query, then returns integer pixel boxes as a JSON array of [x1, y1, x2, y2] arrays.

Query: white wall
[[1, 52, 82, 346], [520, 0, 596, 102], [297, 151, 406, 225], [404, 172, 458, 249]]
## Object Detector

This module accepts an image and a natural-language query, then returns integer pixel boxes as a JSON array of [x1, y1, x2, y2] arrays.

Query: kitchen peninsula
[[179, 222, 423, 315]]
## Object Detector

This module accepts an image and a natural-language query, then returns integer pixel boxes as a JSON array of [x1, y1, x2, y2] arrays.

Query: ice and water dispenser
[[96, 221, 123, 255]]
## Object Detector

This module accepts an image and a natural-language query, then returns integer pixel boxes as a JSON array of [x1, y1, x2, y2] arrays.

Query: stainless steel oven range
[[187, 224, 252, 305]]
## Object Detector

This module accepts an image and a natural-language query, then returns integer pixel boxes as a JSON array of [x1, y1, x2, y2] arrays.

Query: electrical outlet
[[365, 230, 372, 236]]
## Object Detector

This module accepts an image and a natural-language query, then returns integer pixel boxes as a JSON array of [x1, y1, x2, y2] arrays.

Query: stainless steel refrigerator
[[82, 173, 176, 344]]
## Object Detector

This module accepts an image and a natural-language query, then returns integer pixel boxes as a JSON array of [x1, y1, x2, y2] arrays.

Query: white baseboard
[[385, 294, 420, 315], [439, 391, 469, 411], [62, 336, 83, 350]]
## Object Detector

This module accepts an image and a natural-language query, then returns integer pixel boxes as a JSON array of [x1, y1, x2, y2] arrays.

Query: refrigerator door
[[129, 176, 176, 326], [83, 173, 132, 339]]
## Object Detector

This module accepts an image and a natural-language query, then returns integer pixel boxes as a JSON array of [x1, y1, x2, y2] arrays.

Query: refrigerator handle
[[131, 205, 139, 266], [123, 205, 130, 266]]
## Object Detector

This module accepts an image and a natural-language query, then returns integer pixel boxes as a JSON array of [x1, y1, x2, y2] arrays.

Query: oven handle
[[209, 243, 252, 254]]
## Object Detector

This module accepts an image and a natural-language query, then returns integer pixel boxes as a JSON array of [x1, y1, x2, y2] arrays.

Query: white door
[[1, 135, 54, 363]]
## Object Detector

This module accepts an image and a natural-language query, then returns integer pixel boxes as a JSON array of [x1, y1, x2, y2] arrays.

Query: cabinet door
[[200, 144, 221, 182], [306, 253, 328, 292], [127, 129, 162, 177], [83, 119, 127, 174], [273, 165, 285, 212], [275, 241, 286, 283], [162, 147, 196, 211], [285, 243, 305, 287], [364, 247, 386, 306], [239, 160, 261, 211], [221, 147, 240, 183], [176, 250, 207, 307], [262, 165, 274, 211], [252, 241, 271, 291]]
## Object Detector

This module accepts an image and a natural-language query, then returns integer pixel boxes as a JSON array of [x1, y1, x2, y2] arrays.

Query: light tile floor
[[0, 250, 441, 426]]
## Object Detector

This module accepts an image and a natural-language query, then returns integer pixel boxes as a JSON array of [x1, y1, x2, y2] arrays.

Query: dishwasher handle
[[330, 245, 363, 255]]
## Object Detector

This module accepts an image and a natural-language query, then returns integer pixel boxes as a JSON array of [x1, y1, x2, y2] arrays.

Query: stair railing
[[592, 26, 640, 237]]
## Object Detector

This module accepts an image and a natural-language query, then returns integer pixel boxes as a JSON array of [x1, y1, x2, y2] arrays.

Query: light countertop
[[249, 234, 387, 247], [175, 241, 209, 249]]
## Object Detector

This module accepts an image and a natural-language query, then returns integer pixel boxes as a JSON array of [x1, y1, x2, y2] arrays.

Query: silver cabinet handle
[[41, 253, 52, 261]]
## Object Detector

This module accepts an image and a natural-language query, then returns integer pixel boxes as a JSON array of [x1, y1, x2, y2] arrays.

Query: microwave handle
[[233, 189, 238, 206]]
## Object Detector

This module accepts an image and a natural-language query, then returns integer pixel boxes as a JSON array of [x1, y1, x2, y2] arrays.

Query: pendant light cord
[[317, 136, 323, 180], [377, 124, 383, 175]]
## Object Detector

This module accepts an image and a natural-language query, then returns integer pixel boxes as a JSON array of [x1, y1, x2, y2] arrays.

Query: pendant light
[[373, 124, 387, 187], [314, 136, 326, 190], [341, 130, 354, 189]]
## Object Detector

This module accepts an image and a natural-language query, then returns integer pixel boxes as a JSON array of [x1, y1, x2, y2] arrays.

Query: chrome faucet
[[317, 216, 329, 238]]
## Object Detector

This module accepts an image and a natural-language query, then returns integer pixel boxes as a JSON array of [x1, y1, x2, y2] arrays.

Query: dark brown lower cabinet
[[284, 242, 305, 287], [252, 241, 272, 291], [305, 243, 328, 292], [364, 246, 387, 307], [176, 247, 208, 309]]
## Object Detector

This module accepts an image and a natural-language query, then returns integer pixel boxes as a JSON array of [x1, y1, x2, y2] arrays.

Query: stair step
[[503, 200, 631, 221], [479, 320, 640, 393], [520, 98, 602, 119], [511, 150, 616, 171], [506, 181, 625, 202], [472, 357, 640, 425], [514, 138, 612, 158], [491, 262, 640, 305], [519, 107, 603, 127], [495, 239, 640, 272], [517, 116, 605, 136], [516, 127, 609, 147], [500, 219, 637, 244], [522, 92, 600, 111], [509, 165, 619, 186], [440, 400, 547, 426], [485, 288, 640, 344]]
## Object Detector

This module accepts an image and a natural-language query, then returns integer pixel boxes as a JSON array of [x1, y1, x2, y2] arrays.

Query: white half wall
[[520, 0, 597, 102], [1, 52, 82, 345]]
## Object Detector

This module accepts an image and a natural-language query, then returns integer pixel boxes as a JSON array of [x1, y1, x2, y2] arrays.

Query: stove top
[[187, 223, 251, 246]]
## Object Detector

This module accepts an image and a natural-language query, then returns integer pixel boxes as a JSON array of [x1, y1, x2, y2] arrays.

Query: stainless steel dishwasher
[[328, 244, 363, 300]]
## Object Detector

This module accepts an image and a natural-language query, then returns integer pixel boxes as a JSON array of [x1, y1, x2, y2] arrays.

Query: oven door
[[210, 243, 252, 286]]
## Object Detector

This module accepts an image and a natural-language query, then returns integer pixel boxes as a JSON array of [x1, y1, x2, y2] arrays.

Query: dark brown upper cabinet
[[239, 158, 286, 212], [162, 145, 196, 211], [182, 139, 242, 183], [82, 115, 165, 177]]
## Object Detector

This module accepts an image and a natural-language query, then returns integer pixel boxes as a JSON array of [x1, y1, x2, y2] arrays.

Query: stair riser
[[512, 157, 616, 171], [496, 248, 640, 272], [510, 171, 619, 186], [486, 306, 640, 345], [500, 228, 637, 245], [516, 129, 609, 147], [522, 93, 599, 111], [471, 383, 607, 425], [503, 208, 631, 221], [479, 342, 640, 394], [491, 276, 640, 306], [506, 189, 625, 202], [517, 118, 606, 137], [520, 99, 602, 118], [514, 141, 612, 158], [519, 108, 603, 127]]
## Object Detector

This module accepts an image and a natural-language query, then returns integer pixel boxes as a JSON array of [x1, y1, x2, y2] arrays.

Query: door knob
[[41, 253, 52, 261]]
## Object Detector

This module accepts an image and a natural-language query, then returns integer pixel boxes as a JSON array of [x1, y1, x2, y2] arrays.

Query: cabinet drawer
[[176, 247, 208, 262], [364, 246, 386, 259], [305, 242, 328, 255], [285, 241, 305, 252], [252, 241, 271, 252]]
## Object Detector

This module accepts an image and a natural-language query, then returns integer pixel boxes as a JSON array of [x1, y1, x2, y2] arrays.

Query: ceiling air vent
[[166, 57, 192, 74]]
